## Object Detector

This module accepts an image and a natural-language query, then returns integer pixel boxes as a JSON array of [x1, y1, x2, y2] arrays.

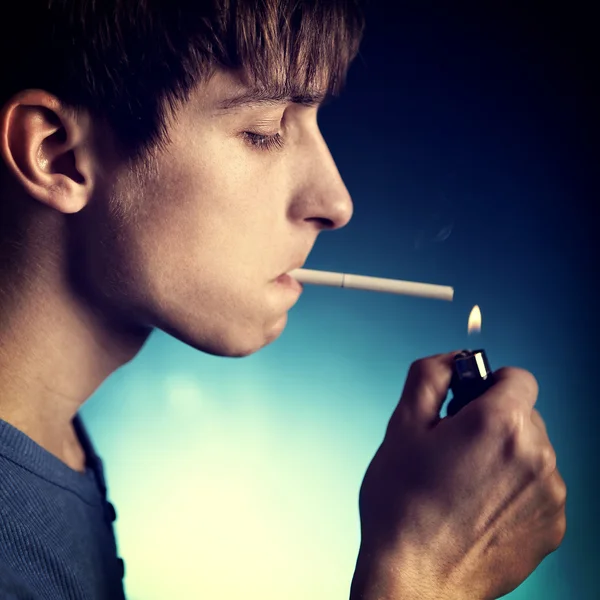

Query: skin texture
[[0, 69, 352, 470], [350, 352, 567, 600]]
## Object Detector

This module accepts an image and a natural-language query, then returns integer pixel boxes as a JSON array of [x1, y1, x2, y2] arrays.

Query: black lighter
[[446, 349, 495, 417]]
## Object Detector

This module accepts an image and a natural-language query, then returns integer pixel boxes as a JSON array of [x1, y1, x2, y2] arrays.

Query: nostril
[[308, 216, 335, 229]]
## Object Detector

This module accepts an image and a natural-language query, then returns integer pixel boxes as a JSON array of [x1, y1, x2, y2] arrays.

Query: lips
[[274, 272, 303, 293], [275, 259, 306, 281]]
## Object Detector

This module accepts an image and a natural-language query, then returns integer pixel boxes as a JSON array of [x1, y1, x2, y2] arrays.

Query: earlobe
[[0, 90, 94, 215]]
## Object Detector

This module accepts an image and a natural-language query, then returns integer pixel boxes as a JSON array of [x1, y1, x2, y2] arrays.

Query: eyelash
[[242, 131, 285, 152]]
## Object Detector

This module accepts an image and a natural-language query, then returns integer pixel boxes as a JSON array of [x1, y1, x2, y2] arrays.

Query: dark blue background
[[314, 1, 598, 596]]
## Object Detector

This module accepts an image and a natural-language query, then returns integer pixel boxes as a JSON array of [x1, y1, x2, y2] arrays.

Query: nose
[[289, 129, 354, 231]]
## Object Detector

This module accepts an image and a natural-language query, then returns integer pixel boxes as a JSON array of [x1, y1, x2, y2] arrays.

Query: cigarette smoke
[[413, 191, 454, 250]]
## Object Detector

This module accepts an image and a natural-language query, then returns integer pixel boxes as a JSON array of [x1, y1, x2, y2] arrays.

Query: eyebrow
[[216, 88, 330, 111]]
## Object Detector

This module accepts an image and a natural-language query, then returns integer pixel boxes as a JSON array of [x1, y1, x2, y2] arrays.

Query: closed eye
[[242, 131, 285, 152]]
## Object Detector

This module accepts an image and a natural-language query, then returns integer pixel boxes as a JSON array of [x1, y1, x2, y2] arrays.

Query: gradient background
[[80, 2, 598, 598]]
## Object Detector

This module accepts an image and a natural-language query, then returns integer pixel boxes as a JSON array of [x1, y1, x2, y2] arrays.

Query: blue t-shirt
[[0, 415, 126, 599]]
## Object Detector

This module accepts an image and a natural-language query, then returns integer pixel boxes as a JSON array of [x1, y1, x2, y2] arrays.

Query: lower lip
[[275, 273, 303, 294]]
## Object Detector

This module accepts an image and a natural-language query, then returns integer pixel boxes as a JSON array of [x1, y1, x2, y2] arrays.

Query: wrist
[[349, 545, 446, 600], [350, 548, 400, 600]]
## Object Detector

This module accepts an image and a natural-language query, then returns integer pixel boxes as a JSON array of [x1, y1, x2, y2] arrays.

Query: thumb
[[387, 350, 461, 435]]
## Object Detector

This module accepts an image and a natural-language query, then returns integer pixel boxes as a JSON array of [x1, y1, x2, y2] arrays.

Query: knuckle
[[407, 357, 450, 402], [409, 357, 436, 380], [535, 445, 557, 478], [531, 409, 548, 435], [496, 367, 539, 403], [551, 471, 568, 508], [498, 408, 527, 438], [519, 369, 539, 399], [469, 404, 522, 438], [509, 367, 539, 398], [506, 408, 527, 433], [549, 512, 567, 550]]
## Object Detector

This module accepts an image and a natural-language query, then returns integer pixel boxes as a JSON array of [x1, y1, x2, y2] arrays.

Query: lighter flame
[[468, 305, 482, 334]]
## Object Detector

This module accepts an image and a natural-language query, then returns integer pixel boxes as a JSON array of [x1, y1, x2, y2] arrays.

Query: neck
[[0, 241, 151, 471]]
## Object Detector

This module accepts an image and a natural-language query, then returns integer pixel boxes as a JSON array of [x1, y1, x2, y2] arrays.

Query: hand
[[350, 351, 567, 600]]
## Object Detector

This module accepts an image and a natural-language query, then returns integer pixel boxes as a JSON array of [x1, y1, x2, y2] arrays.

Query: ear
[[0, 90, 96, 214]]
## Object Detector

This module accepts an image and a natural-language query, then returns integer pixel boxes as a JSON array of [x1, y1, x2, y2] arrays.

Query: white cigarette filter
[[288, 268, 454, 301]]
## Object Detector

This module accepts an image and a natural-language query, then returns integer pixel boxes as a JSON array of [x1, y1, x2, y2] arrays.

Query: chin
[[160, 313, 289, 358], [226, 313, 289, 358]]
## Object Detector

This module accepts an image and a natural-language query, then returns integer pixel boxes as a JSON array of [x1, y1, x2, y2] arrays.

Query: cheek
[[138, 152, 283, 278], [72, 203, 282, 350], [72, 138, 292, 354]]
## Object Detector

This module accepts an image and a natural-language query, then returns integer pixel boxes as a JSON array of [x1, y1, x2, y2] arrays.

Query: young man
[[0, 1, 566, 598]]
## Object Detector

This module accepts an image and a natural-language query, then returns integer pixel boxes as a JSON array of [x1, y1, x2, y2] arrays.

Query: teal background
[[81, 3, 597, 598]]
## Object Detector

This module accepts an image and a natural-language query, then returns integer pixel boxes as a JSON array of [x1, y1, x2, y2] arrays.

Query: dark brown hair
[[0, 0, 365, 164]]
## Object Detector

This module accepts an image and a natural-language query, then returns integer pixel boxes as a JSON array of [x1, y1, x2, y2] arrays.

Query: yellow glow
[[468, 305, 482, 334], [106, 374, 363, 600]]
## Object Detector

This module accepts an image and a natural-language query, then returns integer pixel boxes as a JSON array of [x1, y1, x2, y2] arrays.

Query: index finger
[[388, 350, 463, 434]]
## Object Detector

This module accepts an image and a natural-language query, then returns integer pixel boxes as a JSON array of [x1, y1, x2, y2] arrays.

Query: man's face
[[75, 69, 353, 357]]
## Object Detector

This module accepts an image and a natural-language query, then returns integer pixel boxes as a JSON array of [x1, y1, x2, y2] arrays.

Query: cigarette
[[288, 268, 454, 301]]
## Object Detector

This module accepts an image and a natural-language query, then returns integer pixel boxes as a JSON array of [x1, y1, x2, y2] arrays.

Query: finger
[[532, 468, 567, 535], [548, 468, 568, 513], [514, 408, 557, 487], [526, 425, 557, 480], [475, 366, 540, 416], [515, 466, 567, 561], [530, 408, 548, 437], [388, 350, 463, 434], [527, 412, 559, 487]]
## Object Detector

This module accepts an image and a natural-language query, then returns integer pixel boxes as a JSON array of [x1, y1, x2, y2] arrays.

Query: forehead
[[197, 68, 330, 111]]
